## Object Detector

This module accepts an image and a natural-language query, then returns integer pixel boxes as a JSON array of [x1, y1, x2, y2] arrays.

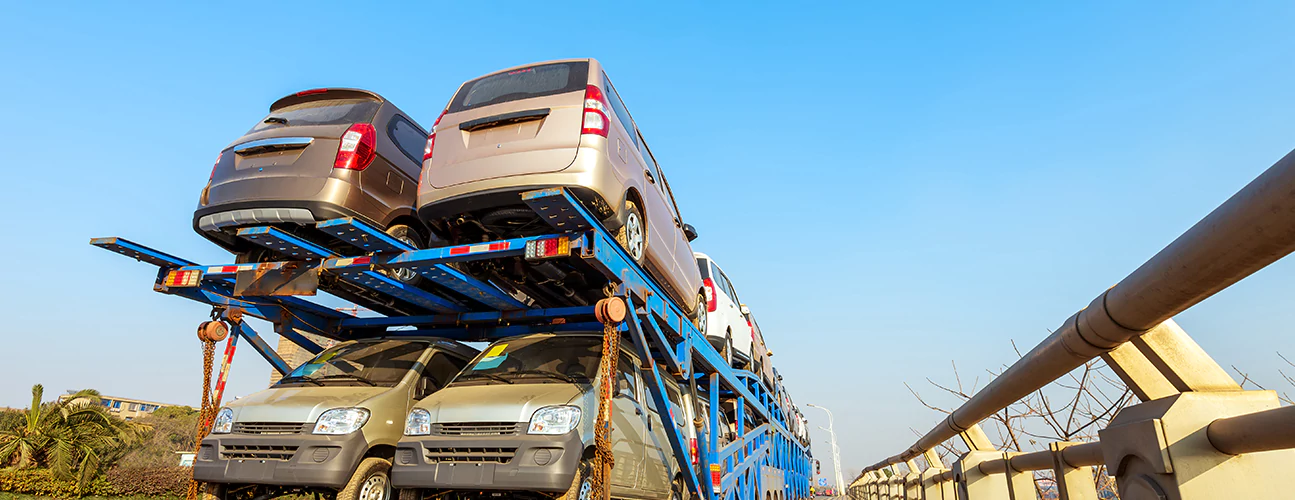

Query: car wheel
[[694, 292, 708, 335], [384, 224, 424, 285], [233, 247, 273, 264], [396, 489, 422, 500], [559, 459, 597, 500], [337, 457, 392, 500], [615, 200, 646, 264], [722, 330, 734, 367], [672, 474, 690, 500]]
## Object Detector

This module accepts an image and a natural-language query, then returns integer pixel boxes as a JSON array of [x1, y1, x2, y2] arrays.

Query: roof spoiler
[[270, 88, 384, 111]]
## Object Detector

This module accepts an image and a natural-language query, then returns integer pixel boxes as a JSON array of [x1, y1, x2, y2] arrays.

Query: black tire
[[672, 474, 689, 500], [384, 224, 424, 285], [559, 459, 597, 500], [722, 330, 735, 367], [615, 200, 646, 264], [233, 247, 273, 264], [694, 292, 708, 336], [396, 488, 422, 500], [337, 457, 392, 500]]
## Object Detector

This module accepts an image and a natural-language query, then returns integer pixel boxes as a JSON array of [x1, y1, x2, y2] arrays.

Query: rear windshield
[[448, 62, 589, 113], [276, 339, 424, 388], [248, 98, 380, 133], [696, 258, 711, 279], [450, 334, 601, 386]]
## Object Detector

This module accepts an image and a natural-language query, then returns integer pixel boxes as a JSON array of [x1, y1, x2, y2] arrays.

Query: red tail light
[[581, 85, 610, 137], [690, 438, 698, 465], [296, 88, 330, 97], [423, 109, 447, 162], [209, 152, 222, 179], [334, 123, 376, 171], [702, 278, 718, 312]]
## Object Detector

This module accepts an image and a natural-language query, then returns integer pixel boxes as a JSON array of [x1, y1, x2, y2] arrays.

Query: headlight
[[211, 408, 234, 434], [405, 408, 431, 436], [528, 405, 581, 435], [313, 408, 370, 435]]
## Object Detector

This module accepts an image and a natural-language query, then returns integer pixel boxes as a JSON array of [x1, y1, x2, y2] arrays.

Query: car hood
[[228, 386, 391, 423], [417, 383, 587, 423]]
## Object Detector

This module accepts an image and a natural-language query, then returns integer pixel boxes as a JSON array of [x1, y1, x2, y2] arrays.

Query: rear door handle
[[644, 170, 656, 184]]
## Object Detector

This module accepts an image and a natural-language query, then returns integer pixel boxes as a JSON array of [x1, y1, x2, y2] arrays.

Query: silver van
[[196, 338, 478, 500], [392, 333, 689, 500]]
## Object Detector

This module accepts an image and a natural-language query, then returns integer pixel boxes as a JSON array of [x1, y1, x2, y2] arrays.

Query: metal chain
[[592, 319, 620, 500], [186, 338, 217, 500]]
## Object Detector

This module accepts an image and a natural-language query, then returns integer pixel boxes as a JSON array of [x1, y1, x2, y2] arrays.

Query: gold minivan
[[416, 59, 706, 322], [392, 333, 690, 500]]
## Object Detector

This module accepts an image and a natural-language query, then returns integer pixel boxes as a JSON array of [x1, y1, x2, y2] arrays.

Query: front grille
[[432, 422, 523, 436], [232, 422, 310, 435], [222, 444, 298, 461], [424, 447, 518, 464]]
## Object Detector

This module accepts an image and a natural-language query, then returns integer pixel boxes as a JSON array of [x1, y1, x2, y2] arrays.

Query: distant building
[[58, 393, 173, 421], [268, 332, 338, 386]]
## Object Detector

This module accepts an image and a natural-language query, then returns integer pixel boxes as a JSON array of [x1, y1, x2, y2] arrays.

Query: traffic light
[[815, 459, 821, 475]]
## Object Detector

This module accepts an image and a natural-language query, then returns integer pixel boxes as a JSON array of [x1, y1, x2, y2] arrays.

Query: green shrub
[[0, 468, 114, 497]]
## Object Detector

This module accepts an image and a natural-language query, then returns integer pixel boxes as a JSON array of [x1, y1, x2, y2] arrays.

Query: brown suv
[[417, 59, 705, 320], [195, 88, 432, 269]]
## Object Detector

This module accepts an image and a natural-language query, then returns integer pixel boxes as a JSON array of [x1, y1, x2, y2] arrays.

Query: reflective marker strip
[[206, 264, 256, 273], [449, 242, 511, 255], [333, 256, 372, 267]]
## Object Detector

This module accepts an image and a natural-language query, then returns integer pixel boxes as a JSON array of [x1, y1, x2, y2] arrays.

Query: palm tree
[[0, 384, 147, 490]]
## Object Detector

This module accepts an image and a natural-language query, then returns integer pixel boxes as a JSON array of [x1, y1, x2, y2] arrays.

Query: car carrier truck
[[94, 187, 812, 500]]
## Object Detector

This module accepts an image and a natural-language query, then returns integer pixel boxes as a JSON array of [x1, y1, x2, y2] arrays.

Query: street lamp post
[[807, 403, 845, 498]]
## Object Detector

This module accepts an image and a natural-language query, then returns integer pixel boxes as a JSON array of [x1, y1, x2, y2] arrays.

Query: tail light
[[524, 236, 571, 261], [702, 278, 718, 312], [334, 123, 376, 171], [209, 152, 222, 180], [581, 85, 610, 137], [690, 437, 698, 465], [423, 109, 446, 162]]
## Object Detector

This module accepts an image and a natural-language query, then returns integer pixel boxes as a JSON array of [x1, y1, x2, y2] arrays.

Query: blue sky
[[3, 1, 1295, 479]]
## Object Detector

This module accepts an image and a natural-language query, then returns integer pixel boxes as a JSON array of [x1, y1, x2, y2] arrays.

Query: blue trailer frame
[[93, 187, 812, 500]]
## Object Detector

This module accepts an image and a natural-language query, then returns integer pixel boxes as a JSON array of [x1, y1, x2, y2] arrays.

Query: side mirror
[[739, 304, 750, 316], [682, 224, 699, 242]]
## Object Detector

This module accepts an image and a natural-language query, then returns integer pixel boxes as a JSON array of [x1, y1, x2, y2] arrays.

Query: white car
[[696, 252, 755, 367]]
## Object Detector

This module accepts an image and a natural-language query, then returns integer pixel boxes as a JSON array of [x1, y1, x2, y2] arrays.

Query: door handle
[[644, 170, 656, 184], [674, 218, 681, 228], [635, 406, 643, 416]]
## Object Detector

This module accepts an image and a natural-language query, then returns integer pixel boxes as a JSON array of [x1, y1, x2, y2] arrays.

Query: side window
[[617, 353, 638, 402], [386, 115, 427, 174], [602, 74, 638, 148]]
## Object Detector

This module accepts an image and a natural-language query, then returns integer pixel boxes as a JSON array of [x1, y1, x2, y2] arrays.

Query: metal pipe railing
[[868, 148, 1295, 469], [1207, 405, 1295, 455]]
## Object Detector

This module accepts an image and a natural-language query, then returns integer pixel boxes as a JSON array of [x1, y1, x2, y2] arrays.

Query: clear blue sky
[[3, 1, 1295, 479]]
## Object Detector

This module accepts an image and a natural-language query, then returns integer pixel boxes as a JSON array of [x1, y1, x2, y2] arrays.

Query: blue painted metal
[[93, 186, 812, 500], [235, 321, 291, 375]]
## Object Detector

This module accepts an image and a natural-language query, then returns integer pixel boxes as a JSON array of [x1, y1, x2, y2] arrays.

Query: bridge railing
[[851, 148, 1295, 500]]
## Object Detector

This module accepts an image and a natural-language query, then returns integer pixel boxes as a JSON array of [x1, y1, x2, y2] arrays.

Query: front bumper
[[193, 431, 368, 489], [391, 430, 584, 491]]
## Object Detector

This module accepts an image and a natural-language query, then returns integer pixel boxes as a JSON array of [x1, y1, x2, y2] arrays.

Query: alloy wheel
[[625, 211, 645, 261]]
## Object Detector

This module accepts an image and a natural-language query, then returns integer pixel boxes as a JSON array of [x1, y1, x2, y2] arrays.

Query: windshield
[[248, 98, 380, 133], [449, 335, 601, 386], [448, 62, 589, 113], [277, 340, 425, 388]]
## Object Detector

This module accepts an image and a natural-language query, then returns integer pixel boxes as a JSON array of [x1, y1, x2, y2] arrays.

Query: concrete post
[[1100, 391, 1295, 499], [903, 459, 922, 499], [1002, 452, 1036, 500], [1049, 442, 1098, 500], [955, 450, 1010, 500]]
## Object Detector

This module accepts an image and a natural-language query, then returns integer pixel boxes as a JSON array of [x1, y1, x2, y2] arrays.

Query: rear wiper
[[279, 376, 323, 386], [264, 116, 288, 125], [316, 374, 377, 386], [457, 372, 514, 384], [510, 369, 578, 384]]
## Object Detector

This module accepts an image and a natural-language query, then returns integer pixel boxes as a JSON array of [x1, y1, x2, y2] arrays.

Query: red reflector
[[334, 123, 377, 171], [449, 246, 470, 255], [489, 242, 510, 251], [351, 256, 372, 265], [296, 88, 329, 96]]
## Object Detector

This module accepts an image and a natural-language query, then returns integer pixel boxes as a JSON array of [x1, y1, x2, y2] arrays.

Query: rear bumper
[[192, 431, 368, 488], [391, 430, 584, 491], [191, 200, 368, 253]]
